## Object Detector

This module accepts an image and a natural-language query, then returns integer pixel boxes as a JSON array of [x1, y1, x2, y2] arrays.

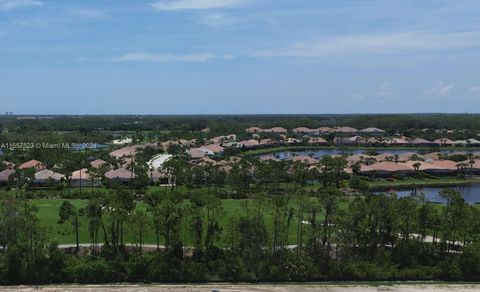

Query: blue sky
[[1, 0, 480, 114]]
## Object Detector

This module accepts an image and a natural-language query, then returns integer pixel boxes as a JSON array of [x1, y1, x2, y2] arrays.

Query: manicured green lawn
[[32, 198, 304, 245]]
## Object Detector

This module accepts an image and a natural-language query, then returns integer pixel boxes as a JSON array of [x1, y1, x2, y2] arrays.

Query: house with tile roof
[[18, 159, 45, 171]]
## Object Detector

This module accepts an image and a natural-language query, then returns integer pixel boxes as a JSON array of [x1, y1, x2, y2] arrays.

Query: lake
[[265, 148, 479, 160], [376, 184, 480, 203]]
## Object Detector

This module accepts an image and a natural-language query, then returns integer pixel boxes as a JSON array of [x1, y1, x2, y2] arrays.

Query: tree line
[[2, 185, 480, 284]]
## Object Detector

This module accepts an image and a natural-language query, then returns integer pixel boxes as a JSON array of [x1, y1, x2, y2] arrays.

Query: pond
[[376, 184, 480, 203], [265, 148, 479, 160]]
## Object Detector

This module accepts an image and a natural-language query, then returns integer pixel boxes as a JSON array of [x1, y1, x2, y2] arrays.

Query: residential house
[[264, 127, 288, 134], [71, 168, 101, 187], [468, 138, 480, 147], [90, 159, 110, 169], [360, 127, 386, 135], [245, 126, 262, 133], [188, 148, 207, 159], [433, 138, 455, 147], [361, 162, 413, 176], [0, 169, 15, 186], [104, 168, 135, 182], [18, 159, 45, 171], [453, 140, 468, 147], [33, 169, 65, 185], [292, 155, 318, 165], [239, 139, 260, 149], [411, 138, 436, 147], [292, 127, 318, 135], [317, 127, 333, 134], [308, 137, 328, 145], [333, 127, 358, 135], [388, 137, 410, 146], [109, 145, 141, 160], [199, 143, 224, 155]]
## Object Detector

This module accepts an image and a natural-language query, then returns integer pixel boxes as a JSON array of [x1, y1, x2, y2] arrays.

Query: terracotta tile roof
[[267, 127, 288, 133], [292, 155, 318, 164], [109, 145, 141, 159], [373, 153, 394, 161], [389, 137, 410, 145], [71, 168, 91, 180], [411, 138, 434, 144], [333, 126, 358, 133], [433, 138, 454, 145], [308, 137, 327, 144], [90, 159, 108, 169], [292, 127, 315, 133], [360, 127, 385, 133], [0, 169, 15, 182], [188, 148, 207, 159], [209, 134, 236, 144], [397, 152, 424, 162], [259, 138, 274, 145], [404, 160, 458, 171], [200, 143, 224, 154], [245, 126, 262, 133], [18, 159, 44, 170], [34, 169, 65, 181], [361, 162, 413, 173], [285, 138, 301, 144], [240, 139, 260, 147], [346, 154, 373, 163], [317, 127, 333, 133], [105, 168, 135, 180]]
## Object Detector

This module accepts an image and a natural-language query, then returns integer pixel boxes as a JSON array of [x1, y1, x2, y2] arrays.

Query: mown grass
[[32, 198, 304, 245]]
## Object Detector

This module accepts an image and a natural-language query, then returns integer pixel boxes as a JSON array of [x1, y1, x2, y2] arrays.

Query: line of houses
[[246, 126, 385, 135]]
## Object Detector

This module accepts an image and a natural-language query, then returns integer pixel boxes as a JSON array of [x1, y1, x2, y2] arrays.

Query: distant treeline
[[2, 114, 480, 133]]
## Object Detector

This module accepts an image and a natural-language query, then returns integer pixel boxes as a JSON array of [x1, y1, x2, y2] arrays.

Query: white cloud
[[375, 82, 392, 98], [150, 0, 249, 11], [79, 52, 234, 63], [471, 85, 480, 97], [199, 13, 237, 27], [0, 0, 43, 11], [254, 31, 480, 58], [423, 81, 454, 99]]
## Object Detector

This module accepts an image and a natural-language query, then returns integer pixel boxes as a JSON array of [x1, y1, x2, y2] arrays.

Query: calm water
[[266, 149, 478, 160], [376, 184, 480, 203]]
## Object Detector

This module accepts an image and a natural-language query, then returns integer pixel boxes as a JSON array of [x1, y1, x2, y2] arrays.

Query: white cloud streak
[[471, 85, 480, 97], [423, 81, 454, 99], [79, 52, 234, 63], [199, 13, 237, 27], [150, 0, 249, 11], [254, 31, 480, 58], [375, 82, 392, 98], [0, 0, 43, 11]]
